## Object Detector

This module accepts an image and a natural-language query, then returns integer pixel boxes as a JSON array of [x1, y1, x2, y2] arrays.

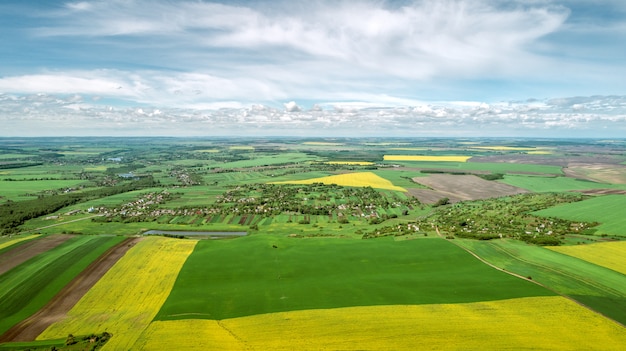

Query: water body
[[143, 230, 247, 239]]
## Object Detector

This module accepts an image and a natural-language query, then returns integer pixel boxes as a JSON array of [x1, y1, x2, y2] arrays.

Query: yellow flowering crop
[[302, 142, 344, 146], [37, 237, 197, 350], [384, 155, 472, 162], [0, 234, 40, 250], [133, 296, 626, 350], [548, 241, 626, 275], [271, 171, 405, 191]]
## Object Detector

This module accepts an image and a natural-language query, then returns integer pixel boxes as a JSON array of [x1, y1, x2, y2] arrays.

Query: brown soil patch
[[0, 234, 75, 276], [577, 189, 626, 196], [409, 174, 528, 204], [0, 237, 142, 342]]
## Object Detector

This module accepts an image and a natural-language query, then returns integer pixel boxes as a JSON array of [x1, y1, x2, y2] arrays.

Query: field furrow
[[36, 236, 197, 350]]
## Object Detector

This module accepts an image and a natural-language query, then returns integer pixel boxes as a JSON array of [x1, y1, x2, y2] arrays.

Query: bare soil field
[[0, 234, 74, 276], [409, 174, 528, 204], [0, 237, 142, 342], [564, 163, 626, 184]]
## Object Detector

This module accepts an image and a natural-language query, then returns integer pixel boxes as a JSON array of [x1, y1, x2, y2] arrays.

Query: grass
[[384, 155, 472, 162], [547, 241, 626, 275], [271, 172, 407, 192], [155, 236, 552, 321], [37, 236, 197, 351], [454, 238, 626, 325], [216, 153, 317, 169], [136, 297, 626, 350], [0, 235, 125, 335], [533, 195, 626, 236]]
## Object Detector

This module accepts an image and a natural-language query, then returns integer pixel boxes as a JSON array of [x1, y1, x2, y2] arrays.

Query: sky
[[1, 0, 625, 137]]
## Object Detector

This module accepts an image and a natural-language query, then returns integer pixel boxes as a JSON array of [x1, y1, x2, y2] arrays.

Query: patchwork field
[[271, 171, 406, 192], [547, 241, 626, 275], [409, 174, 528, 203], [384, 155, 472, 162], [0, 235, 125, 337], [37, 236, 197, 351], [136, 297, 626, 350], [1, 137, 626, 350]]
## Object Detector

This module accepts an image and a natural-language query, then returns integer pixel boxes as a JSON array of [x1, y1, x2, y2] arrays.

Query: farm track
[[0, 234, 74, 276], [436, 227, 626, 328], [0, 236, 142, 342]]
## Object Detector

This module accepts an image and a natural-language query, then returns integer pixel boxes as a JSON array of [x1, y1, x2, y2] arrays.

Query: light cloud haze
[[0, 0, 625, 137]]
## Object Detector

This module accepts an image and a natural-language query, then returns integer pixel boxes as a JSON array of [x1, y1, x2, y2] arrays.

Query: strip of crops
[[0, 235, 125, 335], [455, 238, 626, 325], [533, 195, 626, 236], [136, 296, 626, 350], [155, 236, 552, 321], [548, 241, 626, 275], [37, 237, 197, 351], [0, 235, 40, 252]]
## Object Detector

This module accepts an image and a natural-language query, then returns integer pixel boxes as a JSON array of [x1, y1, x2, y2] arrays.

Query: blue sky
[[1, 0, 625, 137]]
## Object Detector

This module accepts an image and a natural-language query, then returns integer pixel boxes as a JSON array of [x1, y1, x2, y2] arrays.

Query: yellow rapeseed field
[[0, 234, 40, 250], [271, 172, 406, 192], [384, 155, 472, 162], [37, 237, 197, 350], [229, 146, 254, 150], [527, 150, 553, 155], [325, 161, 374, 166], [133, 296, 626, 350], [547, 241, 626, 275]]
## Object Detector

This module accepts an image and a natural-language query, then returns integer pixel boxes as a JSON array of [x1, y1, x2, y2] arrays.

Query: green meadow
[[156, 235, 553, 321]]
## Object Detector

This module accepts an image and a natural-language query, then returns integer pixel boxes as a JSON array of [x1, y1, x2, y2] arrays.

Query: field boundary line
[[435, 226, 626, 328]]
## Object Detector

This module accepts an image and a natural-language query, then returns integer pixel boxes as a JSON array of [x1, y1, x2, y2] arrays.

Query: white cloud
[[1, 93, 625, 137]]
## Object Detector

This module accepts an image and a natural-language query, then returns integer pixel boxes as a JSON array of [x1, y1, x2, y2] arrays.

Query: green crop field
[[0, 235, 125, 335], [215, 153, 318, 169], [455, 238, 626, 324], [156, 235, 553, 321], [383, 161, 563, 175], [0, 180, 90, 203], [533, 195, 626, 236], [499, 174, 626, 192]]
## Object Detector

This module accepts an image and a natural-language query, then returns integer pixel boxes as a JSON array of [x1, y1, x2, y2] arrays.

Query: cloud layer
[[2, 93, 624, 137], [1, 0, 625, 136]]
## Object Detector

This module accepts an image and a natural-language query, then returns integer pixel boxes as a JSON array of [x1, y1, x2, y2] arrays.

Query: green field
[[500, 174, 626, 192], [0, 235, 125, 335], [0, 180, 90, 202], [455, 238, 626, 324], [533, 195, 626, 236], [156, 235, 553, 321], [384, 161, 563, 175]]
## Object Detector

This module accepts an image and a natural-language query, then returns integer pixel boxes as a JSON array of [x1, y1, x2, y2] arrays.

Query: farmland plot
[[548, 241, 626, 275], [271, 172, 406, 192], [533, 195, 626, 236], [409, 174, 528, 204], [156, 236, 552, 321], [136, 297, 626, 350], [0, 235, 124, 336], [37, 236, 196, 351]]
